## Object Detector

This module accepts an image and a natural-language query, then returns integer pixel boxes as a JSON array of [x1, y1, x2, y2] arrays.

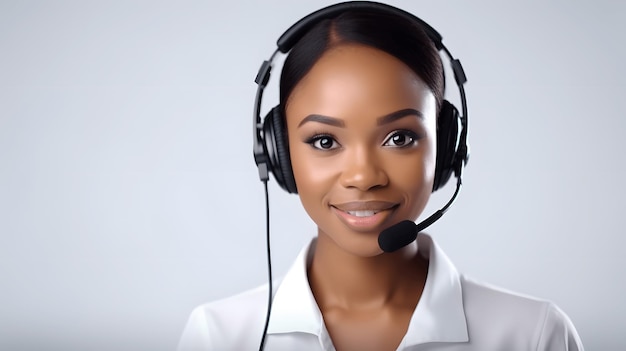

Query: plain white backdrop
[[1, 0, 624, 350]]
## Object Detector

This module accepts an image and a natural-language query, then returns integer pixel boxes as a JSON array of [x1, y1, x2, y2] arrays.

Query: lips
[[330, 200, 398, 231], [332, 200, 397, 213]]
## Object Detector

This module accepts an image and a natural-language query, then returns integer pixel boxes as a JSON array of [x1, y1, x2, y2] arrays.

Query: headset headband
[[276, 1, 444, 52]]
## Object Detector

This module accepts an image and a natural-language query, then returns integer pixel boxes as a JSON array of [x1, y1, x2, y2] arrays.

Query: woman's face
[[285, 44, 437, 257]]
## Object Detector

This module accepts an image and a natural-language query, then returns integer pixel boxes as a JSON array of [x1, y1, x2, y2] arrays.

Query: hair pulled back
[[279, 10, 444, 113]]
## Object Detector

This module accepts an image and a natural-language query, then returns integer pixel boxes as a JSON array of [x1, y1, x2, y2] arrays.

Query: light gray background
[[1, 0, 624, 350]]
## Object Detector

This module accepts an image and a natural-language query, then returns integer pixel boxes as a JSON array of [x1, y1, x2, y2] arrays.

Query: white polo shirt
[[177, 234, 583, 350]]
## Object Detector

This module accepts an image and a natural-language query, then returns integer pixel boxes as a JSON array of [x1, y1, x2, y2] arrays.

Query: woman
[[178, 2, 583, 350]]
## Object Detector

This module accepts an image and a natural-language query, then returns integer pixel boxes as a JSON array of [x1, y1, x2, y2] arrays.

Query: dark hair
[[279, 10, 444, 113]]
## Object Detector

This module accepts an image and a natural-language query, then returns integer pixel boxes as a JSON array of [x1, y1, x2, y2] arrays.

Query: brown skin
[[285, 44, 437, 351]]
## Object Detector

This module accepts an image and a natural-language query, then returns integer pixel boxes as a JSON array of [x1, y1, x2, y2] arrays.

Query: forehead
[[284, 44, 435, 123]]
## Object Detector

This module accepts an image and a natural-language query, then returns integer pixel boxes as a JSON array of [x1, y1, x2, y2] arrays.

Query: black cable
[[440, 175, 462, 215], [258, 180, 273, 351]]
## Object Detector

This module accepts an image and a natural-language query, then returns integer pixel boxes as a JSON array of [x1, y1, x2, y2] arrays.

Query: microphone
[[378, 178, 462, 253], [378, 212, 443, 252], [378, 220, 418, 252]]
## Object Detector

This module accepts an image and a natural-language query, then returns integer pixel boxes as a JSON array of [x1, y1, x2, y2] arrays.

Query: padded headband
[[276, 1, 444, 52]]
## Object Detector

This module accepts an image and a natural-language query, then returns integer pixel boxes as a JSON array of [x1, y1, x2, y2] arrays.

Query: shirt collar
[[267, 239, 322, 335], [403, 233, 469, 345], [267, 234, 469, 345]]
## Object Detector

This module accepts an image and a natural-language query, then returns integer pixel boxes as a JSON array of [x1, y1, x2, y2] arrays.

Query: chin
[[319, 227, 386, 258]]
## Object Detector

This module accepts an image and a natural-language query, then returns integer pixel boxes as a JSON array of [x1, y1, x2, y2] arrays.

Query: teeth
[[347, 210, 377, 217]]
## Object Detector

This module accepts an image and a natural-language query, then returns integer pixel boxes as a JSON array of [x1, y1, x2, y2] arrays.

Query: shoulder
[[177, 284, 271, 351], [460, 276, 583, 350]]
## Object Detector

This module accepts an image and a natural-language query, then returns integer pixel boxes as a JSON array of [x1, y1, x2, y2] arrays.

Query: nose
[[339, 147, 389, 191]]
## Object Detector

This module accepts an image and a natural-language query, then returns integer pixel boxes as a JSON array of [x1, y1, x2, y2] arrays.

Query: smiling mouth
[[331, 200, 398, 214], [330, 201, 399, 231]]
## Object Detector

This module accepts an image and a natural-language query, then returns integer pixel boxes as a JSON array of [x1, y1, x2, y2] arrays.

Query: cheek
[[391, 140, 436, 217], [288, 135, 336, 209], [288, 143, 351, 239]]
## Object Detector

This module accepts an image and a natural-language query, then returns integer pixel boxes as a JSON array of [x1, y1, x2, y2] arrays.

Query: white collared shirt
[[177, 234, 583, 350]]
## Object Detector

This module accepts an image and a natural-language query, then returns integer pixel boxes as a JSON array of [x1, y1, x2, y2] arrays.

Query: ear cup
[[433, 100, 460, 191], [263, 106, 298, 193]]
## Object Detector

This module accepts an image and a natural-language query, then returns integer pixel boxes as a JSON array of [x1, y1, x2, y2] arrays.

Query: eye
[[383, 130, 420, 148], [306, 134, 341, 150]]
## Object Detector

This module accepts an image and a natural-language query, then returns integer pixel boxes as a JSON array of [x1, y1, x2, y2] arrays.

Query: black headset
[[253, 0, 469, 193]]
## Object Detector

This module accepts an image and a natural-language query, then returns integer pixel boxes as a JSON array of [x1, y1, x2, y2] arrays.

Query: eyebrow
[[298, 114, 345, 128], [377, 108, 423, 125], [297, 108, 423, 128]]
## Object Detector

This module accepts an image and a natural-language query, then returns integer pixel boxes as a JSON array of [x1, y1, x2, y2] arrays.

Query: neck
[[307, 230, 428, 311]]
